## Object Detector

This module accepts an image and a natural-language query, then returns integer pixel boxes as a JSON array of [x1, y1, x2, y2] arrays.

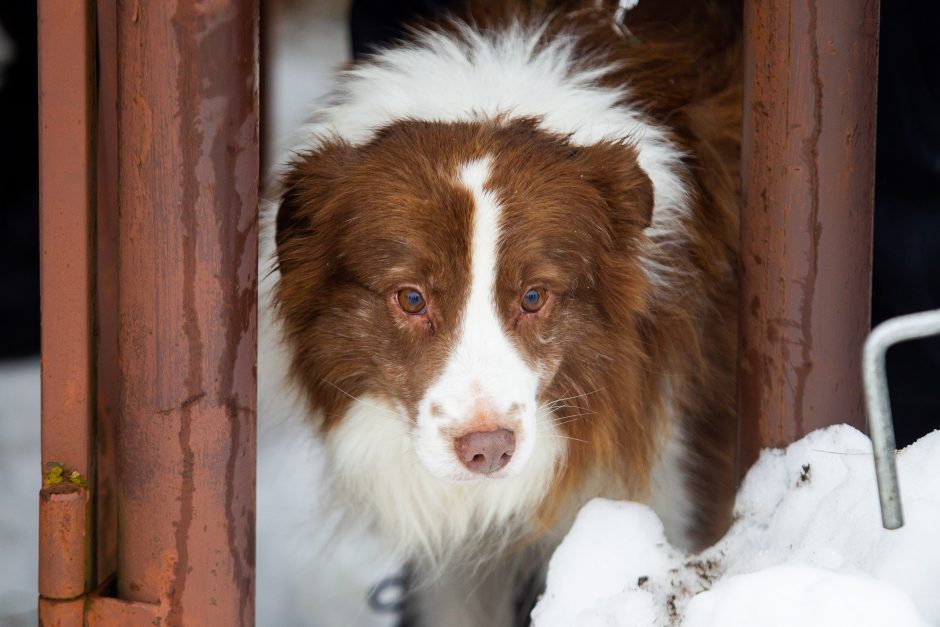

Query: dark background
[[1, 0, 937, 446]]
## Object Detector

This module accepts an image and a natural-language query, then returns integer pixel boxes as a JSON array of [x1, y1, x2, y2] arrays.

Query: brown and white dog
[[268, 1, 741, 624]]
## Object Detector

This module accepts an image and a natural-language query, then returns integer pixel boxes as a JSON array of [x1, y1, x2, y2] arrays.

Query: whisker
[[542, 403, 586, 412], [320, 378, 412, 424], [540, 434, 590, 444], [550, 416, 593, 428], [548, 409, 598, 418], [541, 386, 608, 409], [549, 412, 597, 424]]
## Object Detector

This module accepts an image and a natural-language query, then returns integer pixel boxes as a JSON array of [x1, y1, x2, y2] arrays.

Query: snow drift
[[533, 425, 940, 626]]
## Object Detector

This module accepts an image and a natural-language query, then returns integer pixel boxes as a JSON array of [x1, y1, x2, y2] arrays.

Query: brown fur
[[275, 0, 741, 551]]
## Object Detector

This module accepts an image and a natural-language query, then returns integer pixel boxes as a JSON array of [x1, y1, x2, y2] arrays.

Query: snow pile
[[533, 425, 940, 626]]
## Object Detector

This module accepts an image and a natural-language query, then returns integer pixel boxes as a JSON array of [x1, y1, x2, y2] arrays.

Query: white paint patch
[[413, 157, 550, 482], [289, 19, 691, 291]]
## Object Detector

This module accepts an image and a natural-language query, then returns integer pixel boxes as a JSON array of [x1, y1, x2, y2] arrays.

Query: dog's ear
[[571, 141, 658, 317], [275, 139, 357, 276], [573, 141, 655, 231]]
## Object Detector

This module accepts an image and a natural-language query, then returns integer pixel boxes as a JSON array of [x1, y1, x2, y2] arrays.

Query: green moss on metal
[[44, 462, 87, 487]]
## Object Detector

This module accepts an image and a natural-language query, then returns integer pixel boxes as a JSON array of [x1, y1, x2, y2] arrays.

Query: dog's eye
[[397, 288, 427, 315], [520, 288, 545, 313]]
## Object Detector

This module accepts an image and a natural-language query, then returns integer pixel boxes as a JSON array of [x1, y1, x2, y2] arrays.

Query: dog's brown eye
[[397, 288, 427, 315], [520, 288, 545, 313]]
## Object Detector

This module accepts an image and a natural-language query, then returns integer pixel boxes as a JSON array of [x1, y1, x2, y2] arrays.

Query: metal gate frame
[[38, 1, 258, 624], [36, 0, 878, 624]]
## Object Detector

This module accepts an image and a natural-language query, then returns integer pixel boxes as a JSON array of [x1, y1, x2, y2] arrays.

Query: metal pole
[[37, 1, 96, 621], [38, 0, 95, 500], [738, 0, 880, 477], [114, 1, 259, 624]]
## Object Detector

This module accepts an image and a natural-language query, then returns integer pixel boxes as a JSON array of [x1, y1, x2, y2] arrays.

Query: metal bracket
[[862, 308, 940, 529]]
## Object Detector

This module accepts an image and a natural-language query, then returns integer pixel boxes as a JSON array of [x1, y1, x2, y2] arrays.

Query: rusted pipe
[[37, 597, 85, 627], [738, 0, 879, 477], [37, 0, 97, 611], [114, 1, 259, 624], [38, 0, 95, 483], [38, 483, 90, 600]]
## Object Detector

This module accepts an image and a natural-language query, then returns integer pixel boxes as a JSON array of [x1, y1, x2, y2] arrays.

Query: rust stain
[[766, 323, 778, 342], [205, 5, 258, 619], [38, 597, 85, 626], [166, 5, 203, 622], [131, 95, 152, 165], [793, 0, 825, 437], [155, 392, 206, 415], [224, 397, 249, 620]]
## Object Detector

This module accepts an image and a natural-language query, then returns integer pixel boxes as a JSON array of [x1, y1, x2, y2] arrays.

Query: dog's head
[[274, 118, 654, 486]]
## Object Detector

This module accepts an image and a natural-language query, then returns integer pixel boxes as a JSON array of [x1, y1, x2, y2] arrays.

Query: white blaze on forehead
[[460, 157, 502, 343], [449, 155, 536, 414], [412, 156, 544, 481]]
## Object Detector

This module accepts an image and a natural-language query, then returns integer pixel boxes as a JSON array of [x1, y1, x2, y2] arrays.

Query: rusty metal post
[[38, 1, 96, 620], [113, 1, 259, 625], [38, 0, 95, 494], [38, 484, 92, 626], [738, 0, 879, 476]]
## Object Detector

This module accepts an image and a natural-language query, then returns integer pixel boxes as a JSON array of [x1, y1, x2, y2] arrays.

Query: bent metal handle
[[862, 308, 940, 530]]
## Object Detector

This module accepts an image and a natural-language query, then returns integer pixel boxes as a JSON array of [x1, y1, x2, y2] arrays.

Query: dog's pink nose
[[455, 428, 515, 474]]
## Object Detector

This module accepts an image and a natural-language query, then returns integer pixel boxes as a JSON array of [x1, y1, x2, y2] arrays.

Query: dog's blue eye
[[397, 288, 427, 314], [521, 288, 545, 313]]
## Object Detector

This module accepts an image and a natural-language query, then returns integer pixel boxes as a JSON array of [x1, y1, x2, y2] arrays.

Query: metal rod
[[37, 0, 97, 605], [37, 0, 95, 486], [738, 0, 879, 478], [862, 309, 940, 529]]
